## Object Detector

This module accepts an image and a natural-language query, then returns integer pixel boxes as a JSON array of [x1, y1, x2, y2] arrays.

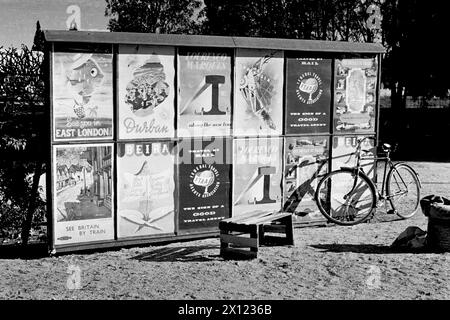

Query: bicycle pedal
[[387, 209, 396, 215]]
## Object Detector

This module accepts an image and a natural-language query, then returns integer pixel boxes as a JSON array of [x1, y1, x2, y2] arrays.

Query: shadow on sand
[[310, 243, 436, 254], [131, 245, 221, 262]]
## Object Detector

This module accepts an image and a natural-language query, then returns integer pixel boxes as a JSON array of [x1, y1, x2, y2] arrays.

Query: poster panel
[[177, 48, 232, 137], [234, 48, 284, 136], [334, 58, 378, 133], [285, 57, 332, 134], [329, 136, 376, 221], [177, 138, 231, 231], [233, 137, 283, 217], [118, 45, 175, 139], [283, 136, 329, 223], [53, 143, 114, 246], [52, 51, 113, 141], [117, 141, 175, 238]]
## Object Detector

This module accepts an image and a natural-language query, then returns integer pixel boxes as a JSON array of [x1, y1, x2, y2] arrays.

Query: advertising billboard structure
[[44, 31, 384, 253]]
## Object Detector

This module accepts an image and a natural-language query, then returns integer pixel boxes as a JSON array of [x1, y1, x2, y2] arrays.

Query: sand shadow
[[0, 243, 48, 260], [131, 245, 221, 262], [310, 243, 435, 254]]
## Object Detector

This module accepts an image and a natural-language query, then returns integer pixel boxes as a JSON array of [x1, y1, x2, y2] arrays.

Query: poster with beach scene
[[117, 141, 175, 238], [53, 143, 114, 246], [118, 45, 175, 139], [52, 51, 113, 141]]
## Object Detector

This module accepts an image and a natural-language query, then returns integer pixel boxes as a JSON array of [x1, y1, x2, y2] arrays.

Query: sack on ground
[[391, 226, 427, 250]]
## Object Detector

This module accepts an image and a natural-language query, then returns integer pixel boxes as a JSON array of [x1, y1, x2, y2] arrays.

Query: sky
[[0, 0, 108, 48]]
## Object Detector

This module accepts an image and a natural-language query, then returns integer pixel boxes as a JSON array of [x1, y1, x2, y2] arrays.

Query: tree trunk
[[21, 160, 43, 246]]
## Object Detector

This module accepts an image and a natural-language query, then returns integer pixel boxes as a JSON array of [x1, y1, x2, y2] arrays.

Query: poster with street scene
[[118, 45, 175, 139], [177, 138, 231, 231], [177, 48, 232, 137], [234, 48, 284, 136], [334, 58, 378, 133], [283, 136, 329, 224], [285, 57, 332, 134], [53, 143, 114, 246], [117, 141, 175, 238], [233, 137, 283, 217], [52, 51, 113, 140]]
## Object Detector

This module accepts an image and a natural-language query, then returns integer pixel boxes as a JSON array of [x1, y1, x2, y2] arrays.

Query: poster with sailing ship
[[233, 137, 283, 217], [117, 45, 175, 139], [52, 51, 113, 141], [285, 57, 332, 134], [177, 138, 232, 231], [334, 58, 378, 133], [234, 48, 284, 136], [177, 48, 232, 137], [283, 136, 329, 223], [53, 143, 114, 246], [117, 141, 175, 238]]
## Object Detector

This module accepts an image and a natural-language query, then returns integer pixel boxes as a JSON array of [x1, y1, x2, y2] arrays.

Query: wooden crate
[[219, 211, 294, 259]]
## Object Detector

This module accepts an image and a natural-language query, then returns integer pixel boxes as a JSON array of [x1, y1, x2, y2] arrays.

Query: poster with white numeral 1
[[118, 45, 175, 139], [117, 142, 175, 238], [233, 137, 283, 217], [234, 48, 284, 136], [53, 144, 114, 246]]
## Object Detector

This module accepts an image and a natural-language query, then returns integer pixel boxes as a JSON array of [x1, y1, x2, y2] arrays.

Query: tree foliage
[[105, 0, 204, 34]]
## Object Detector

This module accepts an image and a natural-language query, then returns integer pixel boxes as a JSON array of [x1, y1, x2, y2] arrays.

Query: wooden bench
[[219, 211, 294, 259]]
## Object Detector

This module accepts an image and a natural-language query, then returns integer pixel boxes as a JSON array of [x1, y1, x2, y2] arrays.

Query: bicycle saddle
[[382, 143, 391, 152]]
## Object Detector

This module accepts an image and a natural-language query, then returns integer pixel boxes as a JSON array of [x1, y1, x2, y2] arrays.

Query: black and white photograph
[[1, 0, 450, 310]]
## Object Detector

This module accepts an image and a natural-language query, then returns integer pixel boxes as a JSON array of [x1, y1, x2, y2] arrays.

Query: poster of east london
[[117, 45, 175, 140], [334, 58, 378, 133], [117, 142, 175, 238], [234, 48, 284, 137], [53, 143, 114, 246], [233, 137, 283, 217], [177, 48, 232, 137], [52, 51, 113, 141]]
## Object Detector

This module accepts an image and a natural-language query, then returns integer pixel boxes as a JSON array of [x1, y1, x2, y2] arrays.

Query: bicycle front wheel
[[387, 163, 421, 219], [315, 169, 377, 226]]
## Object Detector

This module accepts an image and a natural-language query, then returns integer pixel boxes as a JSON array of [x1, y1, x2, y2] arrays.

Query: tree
[[105, 0, 204, 34]]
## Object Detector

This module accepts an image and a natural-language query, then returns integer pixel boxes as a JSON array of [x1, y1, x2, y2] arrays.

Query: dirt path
[[1, 162, 449, 300]]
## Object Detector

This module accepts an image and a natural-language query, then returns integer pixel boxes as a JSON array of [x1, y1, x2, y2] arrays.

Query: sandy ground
[[1, 162, 450, 300]]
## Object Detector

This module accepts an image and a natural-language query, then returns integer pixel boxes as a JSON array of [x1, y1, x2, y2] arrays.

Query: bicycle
[[314, 137, 421, 226]]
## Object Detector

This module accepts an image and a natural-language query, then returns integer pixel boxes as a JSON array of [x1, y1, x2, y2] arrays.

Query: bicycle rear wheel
[[386, 163, 420, 219], [315, 169, 377, 226]]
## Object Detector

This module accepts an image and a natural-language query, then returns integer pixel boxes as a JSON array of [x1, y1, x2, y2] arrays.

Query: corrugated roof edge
[[43, 30, 385, 53]]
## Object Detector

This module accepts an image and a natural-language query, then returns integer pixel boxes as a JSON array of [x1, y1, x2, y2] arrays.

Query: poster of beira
[[334, 58, 378, 133], [117, 141, 175, 238], [233, 137, 283, 217], [177, 138, 231, 231], [285, 57, 332, 134], [234, 48, 284, 136], [283, 136, 329, 223], [118, 45, 175, 139], [53, 143, 114, 246], [328, 136, 376, 219], [52, 51, 113, 141], [177, 48, 232, 137]]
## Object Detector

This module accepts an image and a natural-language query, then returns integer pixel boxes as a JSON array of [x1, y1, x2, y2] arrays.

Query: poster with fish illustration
[[334, 58, 378, 133], [118, 45, 175, 140], [233, 137, 283, 217], [283, 136, 329, 224], [177, 138, 231, 231], [117, 141, 175, 238], [177, 48, 232, 137], [285, 57, 332, 134], [234, 49, 284, 137], [52, 52, 113, 141], [52, 143, 114, 246]]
